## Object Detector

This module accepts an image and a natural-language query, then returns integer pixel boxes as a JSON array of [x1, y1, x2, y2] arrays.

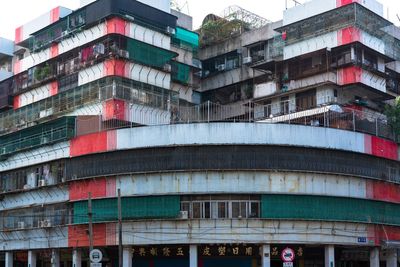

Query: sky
[[0, 0, 400, 40]]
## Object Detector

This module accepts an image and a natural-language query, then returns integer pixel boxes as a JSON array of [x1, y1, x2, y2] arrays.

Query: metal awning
[[259, 105, 343, 123]]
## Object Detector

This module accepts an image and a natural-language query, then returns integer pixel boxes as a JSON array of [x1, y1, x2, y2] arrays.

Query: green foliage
[[385, 97, 400, 142]]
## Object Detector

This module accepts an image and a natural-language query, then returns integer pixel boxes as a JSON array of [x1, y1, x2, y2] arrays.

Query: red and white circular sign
[[281, 247, 295, 262]]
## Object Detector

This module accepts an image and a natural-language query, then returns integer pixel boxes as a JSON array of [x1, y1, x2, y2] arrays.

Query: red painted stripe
[[366, 180, 400, 203], [337, 66, 362, 85], [370, 136, 398, 161], [368, 225, 400, 245], [106, 177, 117, 198], [104, 59, 126, 77], [103, 99, 127, 121], [13, 60, 22, 74], [50, 44, 59, 58], [106, 223, 117, 246], [69, 178, 107, 201], [336, 0, 360, 7], [106, 17, 127, 35], [50, 81, 58, 96], [50, 7, 60, 23], [15, 26, 23, 44], [70, 132, 108, 157], [338, 26, 361, 46], [13, 95, 21, 109], [70, 131, 117, 157], [68, 224, 107, 248]]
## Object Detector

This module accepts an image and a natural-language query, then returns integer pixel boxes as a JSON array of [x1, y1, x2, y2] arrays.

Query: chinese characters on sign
[[199, 245, 259, 257], [131, 246, 188, 258]]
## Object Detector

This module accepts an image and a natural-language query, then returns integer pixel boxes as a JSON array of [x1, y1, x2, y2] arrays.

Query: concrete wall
[[172, 9, 193, 30], [17, 19, 171, 74], [198, 21, 282, 61], [137, 0, 170, 13], [0, 38, 14, 57], [283, 0, 383, 26], [15, 7, 72, 44]]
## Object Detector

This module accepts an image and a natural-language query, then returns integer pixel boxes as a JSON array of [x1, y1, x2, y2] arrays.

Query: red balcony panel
[[103, 99, 127, 121], [68, 224, 107, 248], [370, 136, 398, 161], [69, 177, 107, 201], [366, 180, 400, 204], [106, 17, 129, 35]]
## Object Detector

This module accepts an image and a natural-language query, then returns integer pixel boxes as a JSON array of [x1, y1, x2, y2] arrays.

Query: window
[[363, 51, 377, 70], [280, 96, 290, 115], [296, 89, 316, 111], [181, 195, 260, 219]]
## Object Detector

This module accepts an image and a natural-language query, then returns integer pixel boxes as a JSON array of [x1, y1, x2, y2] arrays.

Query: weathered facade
[[0, 0, 399, 267]]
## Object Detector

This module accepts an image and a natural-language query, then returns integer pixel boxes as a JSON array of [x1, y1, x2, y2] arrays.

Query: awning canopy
[[259, 105, 343, 123]]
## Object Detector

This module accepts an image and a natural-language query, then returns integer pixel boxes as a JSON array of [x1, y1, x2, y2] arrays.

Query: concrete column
[[28, 250, 37, 267], [72, 249, 82, 267], [123, 247, 133, 267], [324, 245, 335, 267], [51, 249, 60, 267], [387, 249, 398, 267], [370, 247, 379, 267], [5, 252, 13, 267], [261, 244, 271, 267], [190, 245, 198, 267]]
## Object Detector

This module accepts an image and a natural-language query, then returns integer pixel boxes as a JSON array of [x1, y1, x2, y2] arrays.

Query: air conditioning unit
[[18, 221, 25, 229], [217, 64, 226, 71], [40, 219, 52, 228], [243, 57, 253, 65], [163, 64, 172, 72], [38, 179, 47, 187], [179, 211, 189, 219], [166, 26, 176, 35]]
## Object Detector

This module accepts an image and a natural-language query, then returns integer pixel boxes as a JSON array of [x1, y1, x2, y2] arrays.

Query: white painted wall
[[18, 7, 72, 43], [126, 62, 171, 89], [137, 0, 171, 13], [20, 21, 170, 73], [115, 123, 366, 155], [283, 0, 336, 26], [316, 86, 336, 105], [18, 84, 53, 108], [361, 70, 386, 93], [361, 31, 385, 55], [0, 187, 68, 211], [283, 0, 383, 26], [254, 82, 278, 98], [284, 31, 337, 60], [122, 220, 368, 245], [116, 171, 367, 199], [0, 142, 70, 173]]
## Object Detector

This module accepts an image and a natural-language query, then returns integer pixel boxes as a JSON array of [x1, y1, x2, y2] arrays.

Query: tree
[[385, 97, 400, 142]]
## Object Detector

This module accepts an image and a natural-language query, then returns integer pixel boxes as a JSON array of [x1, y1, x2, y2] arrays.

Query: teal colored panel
[[171, 61, 190, 84], [122, 195, 180, 219], [0, 116, 76, 157], [175, 27, 199, 48], [261, 195, 400, 226], [73, 196, 180, 224], [127, 39, 177, 68]]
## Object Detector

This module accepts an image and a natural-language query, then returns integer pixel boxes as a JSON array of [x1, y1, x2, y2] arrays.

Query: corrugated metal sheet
[[73, 196, 180, 224], [261, 194, 400, 226], [66, 145, 400, 182]]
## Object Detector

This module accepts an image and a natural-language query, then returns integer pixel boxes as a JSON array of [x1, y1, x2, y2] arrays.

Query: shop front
[[198, 244, 260, 267]]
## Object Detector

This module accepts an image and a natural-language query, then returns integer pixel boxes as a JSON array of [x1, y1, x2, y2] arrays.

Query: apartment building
[[0, 0, 399, 267]]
